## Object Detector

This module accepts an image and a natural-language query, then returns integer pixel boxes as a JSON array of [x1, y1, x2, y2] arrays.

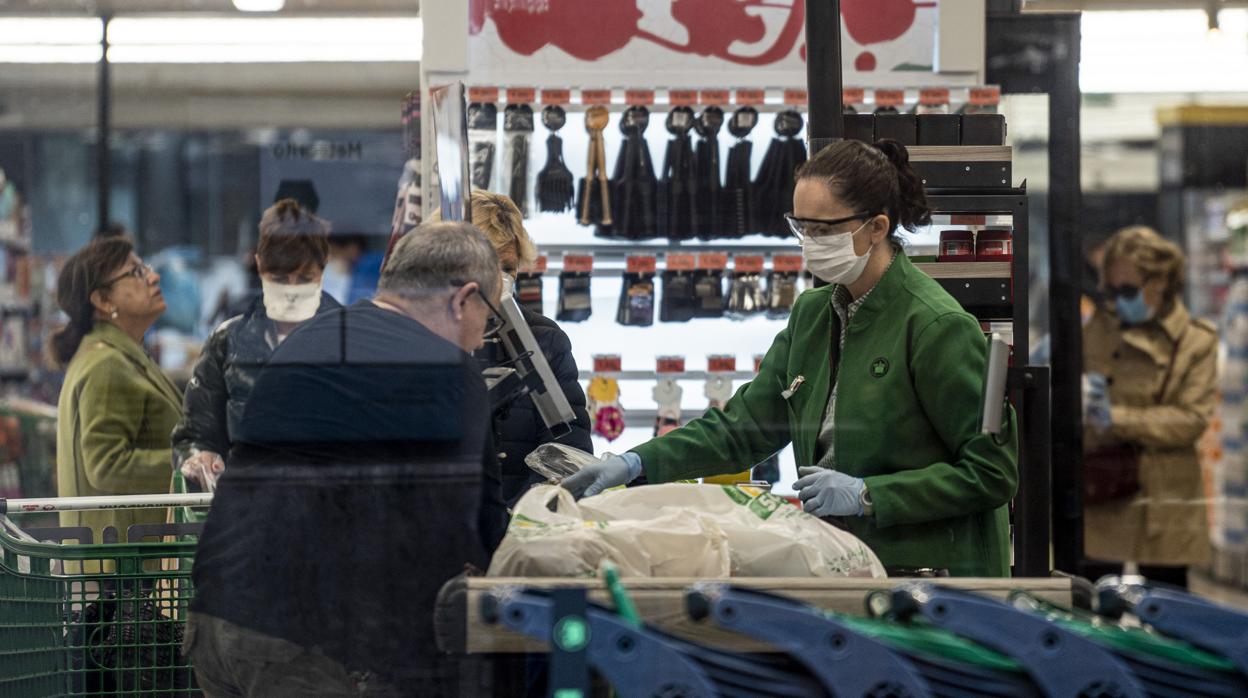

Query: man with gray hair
[[187, 221, 507, 696]]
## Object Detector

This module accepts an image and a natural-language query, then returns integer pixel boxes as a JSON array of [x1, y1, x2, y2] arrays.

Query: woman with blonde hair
[[1083, 225, 1217, 588], [470, 190, 593, 505]]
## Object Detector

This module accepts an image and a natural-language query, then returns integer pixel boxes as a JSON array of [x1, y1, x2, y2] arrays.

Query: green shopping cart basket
[[0, 492, 212, 697]]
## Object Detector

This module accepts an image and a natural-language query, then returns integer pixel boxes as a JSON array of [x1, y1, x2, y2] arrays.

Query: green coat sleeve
[[632, 323, 794, 483], [864, 312, 1019, 529], [78, 354, 175, 494]]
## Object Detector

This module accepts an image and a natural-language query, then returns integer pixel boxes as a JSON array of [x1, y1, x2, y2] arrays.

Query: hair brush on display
[[502, 104, 534, 217], [657, 106, 698, 241], [603, 105, 659, 241], [752, 109, 807, 237], [693, 106, 724, 240], [723, 106, 758, 239], [576, 105, 613, 226], [536, 105, 575, 213]]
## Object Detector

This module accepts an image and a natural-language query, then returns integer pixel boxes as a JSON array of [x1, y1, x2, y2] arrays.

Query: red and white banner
[[466, 0, 945, 88]]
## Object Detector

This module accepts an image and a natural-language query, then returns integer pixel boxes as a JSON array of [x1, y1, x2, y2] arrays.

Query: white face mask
[[802, 219, 874, 285], [261, 279, 322, 323]]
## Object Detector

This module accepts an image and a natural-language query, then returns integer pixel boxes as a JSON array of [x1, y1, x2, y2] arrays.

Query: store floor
[[1190, 569, 1248, 610]]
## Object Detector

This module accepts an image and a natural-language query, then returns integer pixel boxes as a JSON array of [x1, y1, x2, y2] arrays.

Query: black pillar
[[804, 0, 843, 156], [96, 14, 112, 236]]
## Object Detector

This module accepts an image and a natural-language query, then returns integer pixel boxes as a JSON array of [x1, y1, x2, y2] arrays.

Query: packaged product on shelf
[[587, 372, 625, 441], [752, 109, 807, 237], [487, 484, 887, 578], [603, 106, 659, 241], [726, 255, 765, 318], [660, 254, 697, 323], [515, 254, 546, 316], [693, 268, 726, 318], [653, 376, 682, 437], [693, 106, 724, 240], [766, 254, 803, 319], [939, 229, 976, 262], [502, 103, 535, 217], [723, 107, 758, 239], [536, 105, 575, 213], [467, 101, 499, 191], [657, 106, 698, 241], [556, 254, 593, 322], [576, 105, 613, 226], [617, 255, 656, 326]]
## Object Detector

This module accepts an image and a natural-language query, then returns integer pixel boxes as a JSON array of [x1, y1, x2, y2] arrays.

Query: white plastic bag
[[487, 485, 731, 578], [577, 483, 885, 578]]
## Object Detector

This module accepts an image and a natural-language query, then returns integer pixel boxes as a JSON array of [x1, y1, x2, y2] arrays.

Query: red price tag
[[626, 255, 657, 274], [701, 89, 729, 106], [951, 215, 987, 226], [773, 254, 804, 273], [625, 89, 655, 106], [707, 355, 736, 373], [669, 89, 698, 106], [753, 355, 765, 373], [657, 356, 686, 374], [594, 355, 622, 373], [736, 88, 765, 106], [874, 89, 905, 107], [698, 252, 728, 270], [520, 255, 548, 274], [541, 88, 571, 105], [506, 87, 536, 103], [734, 255, 765, 273], [843, 88, 865, 104], [563, 254, 594, 273], [468, 86, 499, 103], [920, 88, 950, 107], [969, 86, 1001, 107], [783, 88, 808, 106], [667, 253, 697, 271], [581, 89, 612, 105]]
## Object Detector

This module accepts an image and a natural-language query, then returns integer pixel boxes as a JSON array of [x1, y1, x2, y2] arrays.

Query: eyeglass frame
[[783, 211, 881, 241], [449, 278, 506, 340], [99, 262, 154, 288]]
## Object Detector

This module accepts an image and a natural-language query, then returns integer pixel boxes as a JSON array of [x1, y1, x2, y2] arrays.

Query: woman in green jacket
[[53, 237, 182, 549], [563, 140, 1019, 576]]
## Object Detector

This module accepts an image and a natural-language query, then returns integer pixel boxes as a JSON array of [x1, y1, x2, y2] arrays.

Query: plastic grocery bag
[[489, 483, 885, 579], [523, 443, 596, 484], [488, 485, 731, 578], [578, 483, 886, 578]]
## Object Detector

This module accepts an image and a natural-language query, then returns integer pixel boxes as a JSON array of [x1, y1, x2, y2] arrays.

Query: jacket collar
[[1156, 300, 1191, 343], [833, 245, 909, 330], [86, 322, 183, 407], [1119, 300, 1192, 364]]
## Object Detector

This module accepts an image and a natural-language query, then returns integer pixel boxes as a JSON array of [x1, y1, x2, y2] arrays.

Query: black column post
[[96, 14, 112, 236], [804, 0, 843, 156]]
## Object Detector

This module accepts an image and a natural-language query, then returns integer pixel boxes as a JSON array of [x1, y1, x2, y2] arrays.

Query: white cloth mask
[[261, 279, 322, 323], [802, 220, 874, 285]]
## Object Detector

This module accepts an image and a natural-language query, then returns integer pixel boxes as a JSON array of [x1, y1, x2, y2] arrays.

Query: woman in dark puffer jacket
[[172, 200, 339, 486], [469, 191, 594, 506]]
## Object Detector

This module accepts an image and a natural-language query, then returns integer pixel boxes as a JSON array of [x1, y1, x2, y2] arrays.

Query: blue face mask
[[1115, 288, 1154, 325]]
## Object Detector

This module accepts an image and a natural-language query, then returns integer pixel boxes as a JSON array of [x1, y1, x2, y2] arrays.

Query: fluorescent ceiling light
[[233, 0, 286, 11], [0, 16, 421, 64], [1082, 10, 1248, 93]]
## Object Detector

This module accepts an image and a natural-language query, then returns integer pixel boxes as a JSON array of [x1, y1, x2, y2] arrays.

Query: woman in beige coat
[[1083, 226, 1217, 589]]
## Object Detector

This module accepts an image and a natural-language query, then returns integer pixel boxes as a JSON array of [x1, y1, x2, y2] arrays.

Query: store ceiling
[[0, 0, 417, 15]]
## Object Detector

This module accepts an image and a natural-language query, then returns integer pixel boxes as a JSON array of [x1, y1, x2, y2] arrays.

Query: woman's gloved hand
[[560, 452, 642, 498], [794, 466, 865, 517], [181, 451, 225, 491], [1083, 372, 1112, 432]]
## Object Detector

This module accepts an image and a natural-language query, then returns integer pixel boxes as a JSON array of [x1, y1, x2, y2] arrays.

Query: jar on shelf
[[976, 228, 1013, 261], [938, 230, 975, 263]]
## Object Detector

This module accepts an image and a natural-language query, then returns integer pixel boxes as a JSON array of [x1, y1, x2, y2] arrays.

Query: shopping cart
[[0, 492, 211, 697]]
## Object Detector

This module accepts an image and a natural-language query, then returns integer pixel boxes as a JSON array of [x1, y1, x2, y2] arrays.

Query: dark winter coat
[[477, 307, 593, 506], [171, 292, 340, 467]]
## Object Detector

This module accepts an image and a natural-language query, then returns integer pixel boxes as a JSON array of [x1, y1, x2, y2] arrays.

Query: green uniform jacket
[[632, 252, 1019, 576], [56, 323, 183, 547]]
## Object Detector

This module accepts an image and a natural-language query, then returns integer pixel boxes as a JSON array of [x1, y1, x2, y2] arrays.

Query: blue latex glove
[[560, 452, 643, 499], [1084, 372, 1112, 432], [794, 466, 866, 517]]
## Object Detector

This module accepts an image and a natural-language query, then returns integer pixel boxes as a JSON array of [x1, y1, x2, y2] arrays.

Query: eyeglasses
[[100, 262, 154, 288], [783, 212, 879, 241], [1105, 283, 1141, 299], [451, 279, 506, 339]]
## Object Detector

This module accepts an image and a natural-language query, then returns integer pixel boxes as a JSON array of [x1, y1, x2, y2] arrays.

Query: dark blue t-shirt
[[191, 300, 506, 684]]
